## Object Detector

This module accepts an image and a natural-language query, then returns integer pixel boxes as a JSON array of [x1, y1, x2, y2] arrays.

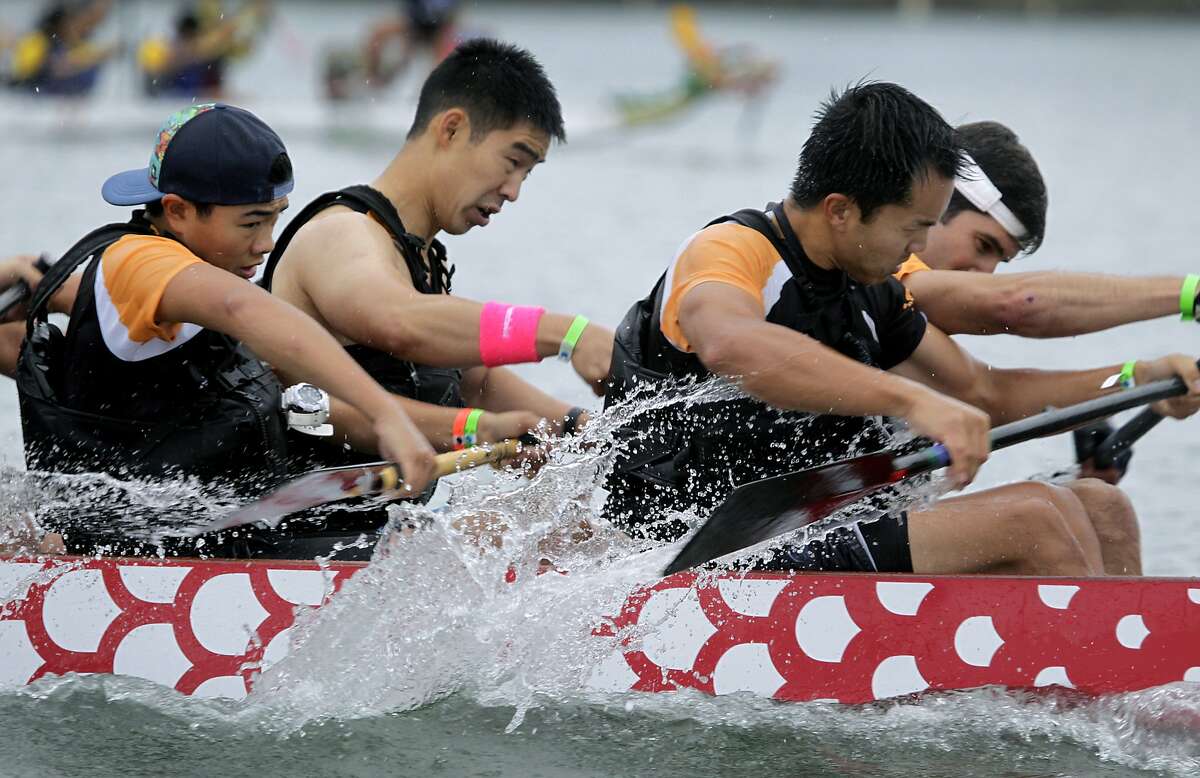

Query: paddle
[[663, 372, 1196, 576], [197, 438, 528, 535], [1093, 407, 1164, 471]]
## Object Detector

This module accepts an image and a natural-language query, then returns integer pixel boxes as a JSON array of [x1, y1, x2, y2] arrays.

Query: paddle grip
[[891, 368, 1193, 477], [1093, 408, 1163, 470], [432, 438, 524, 478]]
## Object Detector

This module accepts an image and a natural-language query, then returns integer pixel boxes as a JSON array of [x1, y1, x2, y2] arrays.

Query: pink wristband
[[479, 301, 545, 366]]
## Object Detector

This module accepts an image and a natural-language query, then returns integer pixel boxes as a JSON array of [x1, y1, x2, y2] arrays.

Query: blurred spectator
[[7, 0, 119, 97], [138, 0, 271, 99], [324, 0, 464, 102]]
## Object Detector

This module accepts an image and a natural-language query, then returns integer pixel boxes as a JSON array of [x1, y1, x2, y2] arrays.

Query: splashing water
[[4, 378, 1198, 776], [213, 378, 934, 732]]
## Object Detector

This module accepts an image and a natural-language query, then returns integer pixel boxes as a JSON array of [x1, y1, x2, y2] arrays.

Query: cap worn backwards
[[101, 103, 294, 208]]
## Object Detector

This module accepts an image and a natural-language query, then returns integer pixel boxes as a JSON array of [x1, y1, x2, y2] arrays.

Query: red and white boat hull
[[3, 556, 1199, 703]]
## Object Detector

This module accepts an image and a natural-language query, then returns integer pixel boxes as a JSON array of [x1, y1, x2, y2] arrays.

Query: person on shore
[[17, 103, 436, 557], [604, 82, 1200, 577]]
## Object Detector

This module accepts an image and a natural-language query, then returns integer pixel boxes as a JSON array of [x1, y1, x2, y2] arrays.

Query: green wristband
[[557, 315, 590, 362], [463, 408, 484, 447], [1181, 274, 1200, 322], [1119, 360, 1137, 390]]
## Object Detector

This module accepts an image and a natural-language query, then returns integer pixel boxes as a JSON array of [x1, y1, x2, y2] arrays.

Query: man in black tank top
[[265, 40, 612, 470], [606, 82, 1200, 578]]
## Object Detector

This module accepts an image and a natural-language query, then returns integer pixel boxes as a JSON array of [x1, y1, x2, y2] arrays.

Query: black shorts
[[762, 512, 913, 573]]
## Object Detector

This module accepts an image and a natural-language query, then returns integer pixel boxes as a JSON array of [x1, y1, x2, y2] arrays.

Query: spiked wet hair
[[790, 81, 964, 221], [943, 121, 1047, 255], [407, 38, 566, 143]]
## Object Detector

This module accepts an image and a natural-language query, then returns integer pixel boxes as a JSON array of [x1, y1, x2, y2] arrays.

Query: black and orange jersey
[[656, 215, 926, 370], [894, 254, 932, 282]]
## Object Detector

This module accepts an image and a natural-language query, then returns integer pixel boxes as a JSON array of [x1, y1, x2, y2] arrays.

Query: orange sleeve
[[100, 234, 203, 343], [894, 254, 931, 282], [660, 222, 779, 352]]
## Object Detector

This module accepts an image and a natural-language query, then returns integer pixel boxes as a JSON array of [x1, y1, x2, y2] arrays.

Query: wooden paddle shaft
[[370, 440, 528, 489], [432, 438, 525, 478]]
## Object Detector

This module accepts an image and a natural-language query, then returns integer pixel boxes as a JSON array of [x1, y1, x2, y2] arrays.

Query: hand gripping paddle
[[663, 371, 1195, 576]]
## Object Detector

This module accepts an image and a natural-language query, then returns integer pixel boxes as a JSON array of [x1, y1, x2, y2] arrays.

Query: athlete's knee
[[1067, 477, 1140, 546], [1003, 483, 1100, 575]]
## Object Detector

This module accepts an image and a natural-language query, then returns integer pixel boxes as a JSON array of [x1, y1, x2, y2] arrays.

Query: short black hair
[[790, 81, 964, 221], [944, 121, 1047, 255], [407, 38, 566, 144]]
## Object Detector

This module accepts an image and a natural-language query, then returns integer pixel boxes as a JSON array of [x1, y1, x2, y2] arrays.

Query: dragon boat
[[3, 554, 1197, 704]]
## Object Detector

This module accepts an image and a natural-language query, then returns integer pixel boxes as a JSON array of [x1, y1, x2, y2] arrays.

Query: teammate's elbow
[[989, 281, 1059, 338], [693, 331, 742, 377]]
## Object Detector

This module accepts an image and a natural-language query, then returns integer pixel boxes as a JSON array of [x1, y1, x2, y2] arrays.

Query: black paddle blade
[[663, 451, 899, 576]]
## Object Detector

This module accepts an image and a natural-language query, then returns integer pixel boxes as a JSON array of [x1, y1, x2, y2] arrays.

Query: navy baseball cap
[[102, 103, 294, 207]]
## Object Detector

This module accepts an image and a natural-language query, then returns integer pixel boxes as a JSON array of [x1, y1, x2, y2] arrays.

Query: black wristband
[[562, 406, 586, 436]]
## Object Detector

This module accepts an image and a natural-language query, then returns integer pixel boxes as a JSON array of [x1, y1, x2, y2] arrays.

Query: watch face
[[296, 384, 323, 405], [288, 384, 325, 413]]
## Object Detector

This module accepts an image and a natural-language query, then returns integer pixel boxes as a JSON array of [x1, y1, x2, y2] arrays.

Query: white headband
[[954, 153, 1029, 241]]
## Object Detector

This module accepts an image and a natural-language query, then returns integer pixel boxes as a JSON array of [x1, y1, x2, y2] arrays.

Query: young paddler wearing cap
[[893, 121, 1200, 574], [16, 103, 436, 553], [261, 40, 612, 467]]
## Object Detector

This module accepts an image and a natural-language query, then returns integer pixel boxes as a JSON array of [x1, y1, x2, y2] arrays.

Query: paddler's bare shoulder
[[282, 206, 399, 276]]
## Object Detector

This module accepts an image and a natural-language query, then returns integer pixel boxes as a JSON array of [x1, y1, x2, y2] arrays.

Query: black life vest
[[604, 203, 926, 539], [17, 213, 289, 495], [262, 184, 463, 469]]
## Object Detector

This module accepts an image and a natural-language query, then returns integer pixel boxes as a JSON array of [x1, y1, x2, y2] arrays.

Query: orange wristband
[[452, 407, 482, 450]]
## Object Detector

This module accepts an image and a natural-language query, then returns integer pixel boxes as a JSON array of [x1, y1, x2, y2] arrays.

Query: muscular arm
[[678, 281, 996, 485], [891, 325, 1123, 424], [324, 395, 465, 453], [159, 262, 434, 485], [273, 362, 551, 454], [286, 212, 608, 370], [903, 269, 1182, 338], [288, 368, 560, 456], [49, 273, 81, 315], [678, 282, 928, 416], [459, 366, 573, 430]]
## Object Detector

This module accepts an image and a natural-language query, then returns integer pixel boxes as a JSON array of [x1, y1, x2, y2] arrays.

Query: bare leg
[[1064, 478, 1141, 575], [909, 481, 1104, 576]]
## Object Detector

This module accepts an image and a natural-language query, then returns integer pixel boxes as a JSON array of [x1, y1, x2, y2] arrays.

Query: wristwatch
[[282, 383, 333, 437]]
